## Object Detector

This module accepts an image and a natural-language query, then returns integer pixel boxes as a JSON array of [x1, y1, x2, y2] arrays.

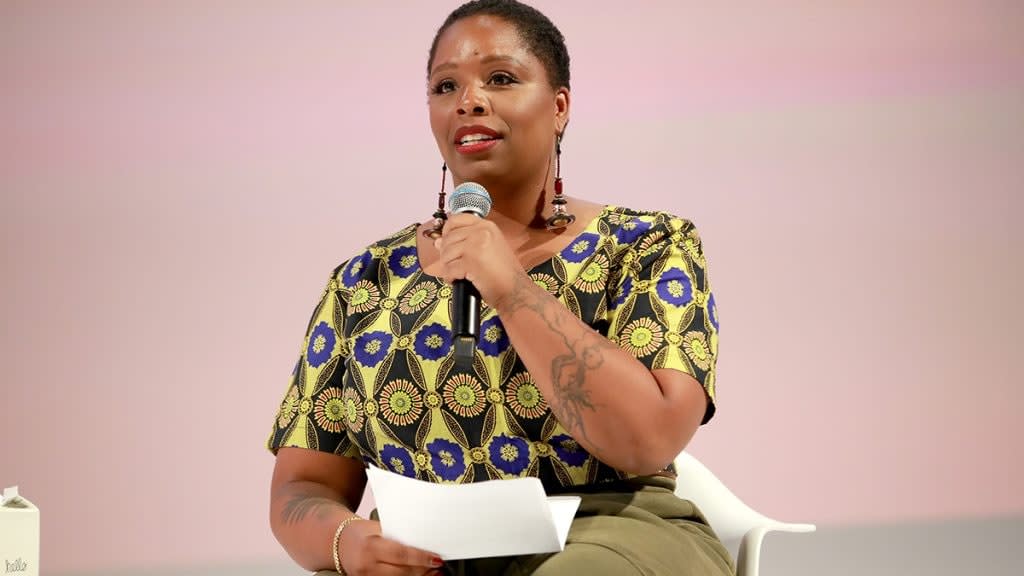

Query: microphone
[[447, 182, 493, 365]]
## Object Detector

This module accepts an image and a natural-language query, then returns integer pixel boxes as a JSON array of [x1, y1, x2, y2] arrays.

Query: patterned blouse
[[268, 206, 719, 489]]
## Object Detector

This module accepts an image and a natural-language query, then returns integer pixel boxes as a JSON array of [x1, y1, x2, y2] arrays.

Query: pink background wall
[[2, 0, 1021, 573]]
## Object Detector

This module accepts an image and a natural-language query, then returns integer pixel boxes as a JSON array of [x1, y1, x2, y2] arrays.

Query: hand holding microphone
[[435, 182, 527, 363]]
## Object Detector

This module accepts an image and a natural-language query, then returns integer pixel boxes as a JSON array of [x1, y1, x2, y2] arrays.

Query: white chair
[[673, 452, 816, 576]]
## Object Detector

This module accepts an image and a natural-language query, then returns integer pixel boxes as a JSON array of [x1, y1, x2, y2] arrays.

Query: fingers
[[442, 212, 483, 231], [369, 536, 434, 565], [435, 220, 484, 254], [434, 231, 470, 265], [433, 215, 521, 302], [433, 237, 466, 284], [436, 213, 496, 251], [339, 520, 444, 576], [359, 564, 441, 576], [354, 565, 440, 576], [367, 535, 444, 571], [434, 224, 479, 285]]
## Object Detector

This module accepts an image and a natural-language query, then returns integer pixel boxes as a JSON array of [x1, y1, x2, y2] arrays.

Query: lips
[[453, 125, 502, 149]]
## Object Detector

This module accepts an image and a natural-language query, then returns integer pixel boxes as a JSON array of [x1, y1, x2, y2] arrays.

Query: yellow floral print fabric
[[268, 206, 719, 488]]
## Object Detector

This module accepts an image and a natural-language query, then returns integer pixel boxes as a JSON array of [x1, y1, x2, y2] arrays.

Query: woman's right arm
[[270, 447, 366, 570], [270, 447, 444, 574]]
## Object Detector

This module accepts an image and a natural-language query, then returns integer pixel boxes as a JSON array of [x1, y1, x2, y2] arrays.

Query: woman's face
[[428, 15, 569, 191]]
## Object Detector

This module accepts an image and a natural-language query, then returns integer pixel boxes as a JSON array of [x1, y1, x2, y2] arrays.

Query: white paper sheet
[[366, 465, 581, 560]]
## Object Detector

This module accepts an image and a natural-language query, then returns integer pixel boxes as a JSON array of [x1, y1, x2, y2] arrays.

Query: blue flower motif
[[616, 218, 652, 245], [489, 434, 530, 475], [388, 246, 420, 278], [380, 444, 416, 478], [478, 317, 510, 357], [708, 292, 719, 331], [656, 267, 693, 307], [306, 321, 336, 368], [342, 251, 372, 288], [426, 438, 466, 481], [414, 322, 451, 361], [612, 276, 633, 308], [551, 434, 589, 467], [354, 330, 393, 367], [560, 232, 600, 263]]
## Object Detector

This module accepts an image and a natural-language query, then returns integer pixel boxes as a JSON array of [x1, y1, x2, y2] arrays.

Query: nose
[[457, 84, 489, 116]]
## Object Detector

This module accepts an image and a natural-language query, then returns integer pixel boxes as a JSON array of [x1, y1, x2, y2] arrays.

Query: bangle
[[332, 514, 363, 575]]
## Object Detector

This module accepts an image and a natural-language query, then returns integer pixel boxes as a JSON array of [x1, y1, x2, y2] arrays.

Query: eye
[[489, 72, 518, 86], [431, 79, 456, 95]]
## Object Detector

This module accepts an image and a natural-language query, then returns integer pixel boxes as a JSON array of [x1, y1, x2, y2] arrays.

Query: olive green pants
[[319, 476, 734, 576]]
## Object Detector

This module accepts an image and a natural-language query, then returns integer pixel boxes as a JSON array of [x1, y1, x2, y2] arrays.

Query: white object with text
[[1, 486, 39, 576]]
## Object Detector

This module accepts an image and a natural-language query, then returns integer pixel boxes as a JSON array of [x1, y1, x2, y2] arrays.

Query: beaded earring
[[423, 163, 448, 239], [544, 134, 575, 230]]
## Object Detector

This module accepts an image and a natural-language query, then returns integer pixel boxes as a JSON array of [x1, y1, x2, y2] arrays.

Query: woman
[[268, 1, 730, 574]]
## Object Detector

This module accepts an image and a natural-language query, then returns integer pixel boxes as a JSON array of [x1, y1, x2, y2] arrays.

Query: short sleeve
[[267, 268, 362, 458], [606, 217, 720, 424]]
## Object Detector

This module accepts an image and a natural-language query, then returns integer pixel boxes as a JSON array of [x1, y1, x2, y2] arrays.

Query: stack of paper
[[366, 466, 581, 560]]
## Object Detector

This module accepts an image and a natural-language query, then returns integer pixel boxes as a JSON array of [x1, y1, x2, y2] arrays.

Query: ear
[[554, 87, 570, 135]]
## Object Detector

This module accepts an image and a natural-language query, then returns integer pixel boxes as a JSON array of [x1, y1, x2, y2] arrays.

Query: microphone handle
[[452, 279, 481, 366]]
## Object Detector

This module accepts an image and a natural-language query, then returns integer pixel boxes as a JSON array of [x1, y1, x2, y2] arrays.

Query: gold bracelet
[[332, 514, 363, 575]]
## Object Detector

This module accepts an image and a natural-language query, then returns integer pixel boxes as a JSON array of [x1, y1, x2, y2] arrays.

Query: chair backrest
[[673, 452, 772, 556]]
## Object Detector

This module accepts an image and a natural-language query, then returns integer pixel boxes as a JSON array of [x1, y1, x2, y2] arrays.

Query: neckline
[[411, 205, 613, 281]]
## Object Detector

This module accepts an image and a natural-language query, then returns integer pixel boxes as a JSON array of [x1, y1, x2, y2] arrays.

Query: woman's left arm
[[436, 214, 710, 474], [492, 271, 707, 474]]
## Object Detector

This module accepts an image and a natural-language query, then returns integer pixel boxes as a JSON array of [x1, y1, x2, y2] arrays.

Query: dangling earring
[[423, 163, 448, 239], [545, 134, 575, 230]]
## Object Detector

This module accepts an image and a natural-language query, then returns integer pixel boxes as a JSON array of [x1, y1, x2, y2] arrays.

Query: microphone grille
[[449, 182, 492, 217]]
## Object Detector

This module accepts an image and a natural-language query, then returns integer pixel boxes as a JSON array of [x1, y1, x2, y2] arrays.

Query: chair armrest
[[736, 522, 816, 576]]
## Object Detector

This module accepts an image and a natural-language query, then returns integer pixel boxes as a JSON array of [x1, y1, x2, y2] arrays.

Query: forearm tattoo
[[499, 273, 618, 453], [280, 493, 338, 525]]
